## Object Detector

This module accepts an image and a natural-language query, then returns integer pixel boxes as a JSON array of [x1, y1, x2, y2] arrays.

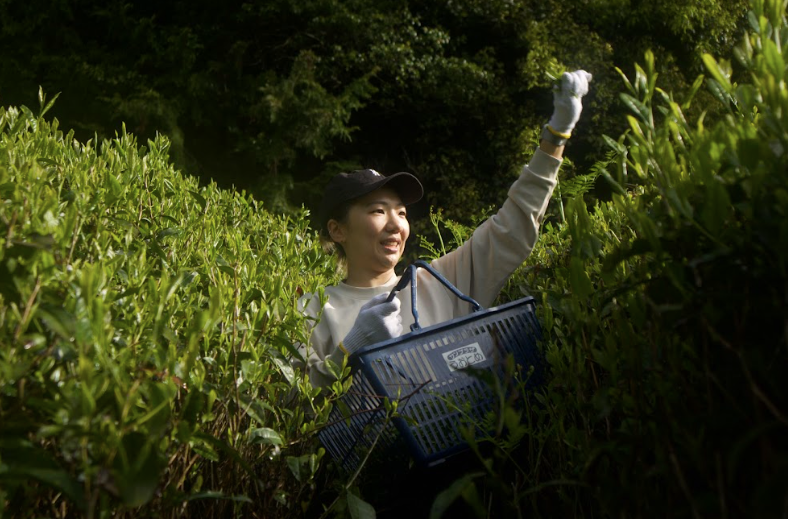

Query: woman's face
[[329, 187, 410, 284]]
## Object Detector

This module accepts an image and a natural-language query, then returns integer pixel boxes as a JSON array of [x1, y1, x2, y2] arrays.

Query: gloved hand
[[341, 292, 403, 355], [547, 70, 593, 137]]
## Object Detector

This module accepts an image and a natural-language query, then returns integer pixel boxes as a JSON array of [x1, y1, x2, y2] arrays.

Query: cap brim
[[319, 171, 424, 227], [377, 172, 423, 206]]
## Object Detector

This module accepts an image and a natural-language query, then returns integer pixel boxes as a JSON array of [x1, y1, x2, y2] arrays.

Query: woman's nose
[[385, 212, 405, 232]]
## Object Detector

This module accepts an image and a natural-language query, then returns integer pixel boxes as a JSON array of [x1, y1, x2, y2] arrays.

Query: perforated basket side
[[318, 371, 400, 473], [355, 298, 545, 465]]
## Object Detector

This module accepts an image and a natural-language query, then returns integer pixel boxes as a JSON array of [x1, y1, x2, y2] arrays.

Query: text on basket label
[[442, 342, 486, 372]]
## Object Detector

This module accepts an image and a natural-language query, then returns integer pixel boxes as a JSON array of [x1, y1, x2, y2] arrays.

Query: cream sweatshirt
[[297, 148, 561, 387]]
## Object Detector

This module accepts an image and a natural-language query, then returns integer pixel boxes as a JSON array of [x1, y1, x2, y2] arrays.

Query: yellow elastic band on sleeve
[[546, 125, 572, 139]]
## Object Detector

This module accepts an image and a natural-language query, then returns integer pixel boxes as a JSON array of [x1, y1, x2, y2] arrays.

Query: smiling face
[[327, 187, 410, 287]]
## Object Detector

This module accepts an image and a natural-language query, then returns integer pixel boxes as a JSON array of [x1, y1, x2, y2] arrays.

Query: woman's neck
[[343, 268, 396, 288]]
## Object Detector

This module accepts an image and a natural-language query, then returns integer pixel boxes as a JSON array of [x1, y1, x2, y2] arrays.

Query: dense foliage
[[0, 101, 341, 518], [0, 0, 748, 224], [420, 0, 788, 516]]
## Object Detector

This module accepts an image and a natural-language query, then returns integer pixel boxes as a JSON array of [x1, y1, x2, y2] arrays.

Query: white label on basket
[[442, 342, 486, 372]]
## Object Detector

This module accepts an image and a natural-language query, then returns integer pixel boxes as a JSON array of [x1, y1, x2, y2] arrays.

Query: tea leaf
[[429, 472, 485, 519], [347, 491, 377, 519], [569, 257, 593, 299], [251, 427, 283, 446]]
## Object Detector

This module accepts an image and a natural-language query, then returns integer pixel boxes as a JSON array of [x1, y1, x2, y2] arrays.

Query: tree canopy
[[0, 0, 748, 221]]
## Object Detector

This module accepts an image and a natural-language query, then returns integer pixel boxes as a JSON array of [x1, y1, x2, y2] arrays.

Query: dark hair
[[319, 199, 354, 271]]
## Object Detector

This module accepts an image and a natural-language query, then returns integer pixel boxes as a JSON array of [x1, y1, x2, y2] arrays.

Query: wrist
[[541, 124, 570, 147], [341, 327, 367, 355], [538, 139, 564, 159]]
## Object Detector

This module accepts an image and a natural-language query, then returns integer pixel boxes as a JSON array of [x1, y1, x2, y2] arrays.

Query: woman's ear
[[327, 219, 345, 243]]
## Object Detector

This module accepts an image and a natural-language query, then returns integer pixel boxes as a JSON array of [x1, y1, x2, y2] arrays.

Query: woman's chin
[[377, 253, 401, 269]]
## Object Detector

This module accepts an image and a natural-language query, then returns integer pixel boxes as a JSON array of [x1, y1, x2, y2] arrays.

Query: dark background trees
[[0, 0, 748, 224]]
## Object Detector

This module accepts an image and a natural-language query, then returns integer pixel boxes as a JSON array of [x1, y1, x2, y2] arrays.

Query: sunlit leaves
[[0, 99, 339, 516]]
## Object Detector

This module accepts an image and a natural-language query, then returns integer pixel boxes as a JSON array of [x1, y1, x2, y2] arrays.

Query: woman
[[297, 70, 592, 388]]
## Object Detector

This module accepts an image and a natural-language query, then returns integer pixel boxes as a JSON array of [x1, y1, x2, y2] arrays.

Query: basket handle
[[386, 259, 482, 331]]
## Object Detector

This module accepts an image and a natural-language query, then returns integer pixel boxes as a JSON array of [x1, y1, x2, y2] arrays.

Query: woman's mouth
[[380, 238, 401, 253]]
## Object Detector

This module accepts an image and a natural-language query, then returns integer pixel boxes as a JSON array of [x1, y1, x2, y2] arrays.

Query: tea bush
[[428, 0, 788, 516], [0, 97, 341, 518]]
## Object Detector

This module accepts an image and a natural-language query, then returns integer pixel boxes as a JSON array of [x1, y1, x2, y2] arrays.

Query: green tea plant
[[0, 93, 342, 518], [423, 0, 788, 517]]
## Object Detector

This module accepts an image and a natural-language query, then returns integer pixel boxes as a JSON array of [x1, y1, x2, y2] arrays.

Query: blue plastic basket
[[318, 260, 545, 473]]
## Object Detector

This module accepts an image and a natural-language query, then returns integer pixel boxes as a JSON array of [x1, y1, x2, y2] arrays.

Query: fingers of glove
[[549, 69, 592, 134], [344, 304, 399, 352], [379, 296, 401, 316], [392, 312, 403, 336], [374, 299, 402, 334], [558, 70, 592, 99], [359, 292, 391, 311], [361, 294, 401, 319], [367, 310, 402, 342], [392, 320, 403, 337]]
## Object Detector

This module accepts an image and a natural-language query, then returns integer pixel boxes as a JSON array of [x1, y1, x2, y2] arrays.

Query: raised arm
[[430, 70, 593, 310]]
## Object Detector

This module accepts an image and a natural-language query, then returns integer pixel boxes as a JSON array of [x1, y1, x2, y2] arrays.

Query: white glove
[[341, 292, 403, 355], [547, 70, 593, 136]]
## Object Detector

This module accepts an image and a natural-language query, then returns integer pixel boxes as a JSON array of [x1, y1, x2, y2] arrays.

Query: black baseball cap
[[319, 169, 423, 228]]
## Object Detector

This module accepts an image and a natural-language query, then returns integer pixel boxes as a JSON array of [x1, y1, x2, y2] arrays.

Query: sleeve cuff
[[526, 148, 562, 180]]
